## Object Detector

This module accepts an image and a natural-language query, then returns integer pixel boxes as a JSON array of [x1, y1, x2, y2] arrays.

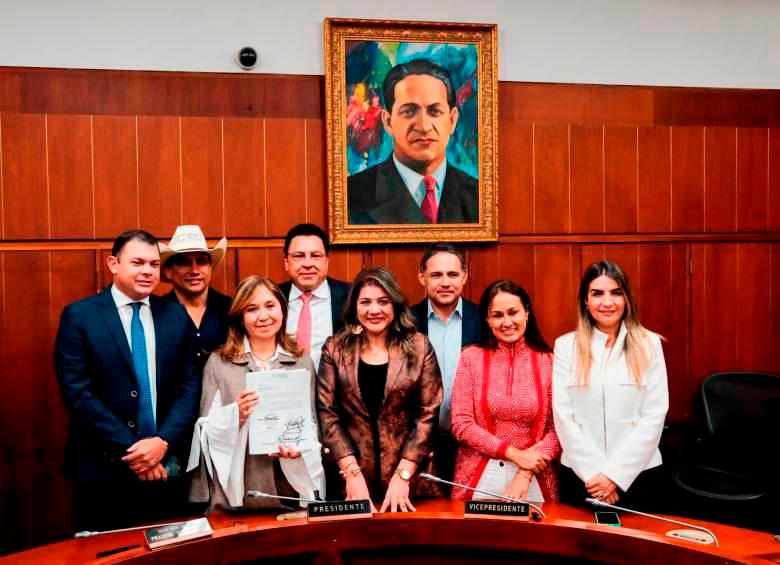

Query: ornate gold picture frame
[[324, 18, 498, 244]]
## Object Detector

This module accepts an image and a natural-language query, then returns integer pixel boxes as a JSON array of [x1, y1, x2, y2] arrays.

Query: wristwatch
[[396, 468, 412, 481]]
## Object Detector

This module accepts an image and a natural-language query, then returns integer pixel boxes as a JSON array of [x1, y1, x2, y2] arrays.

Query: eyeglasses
[[287, 252, 326, 264]]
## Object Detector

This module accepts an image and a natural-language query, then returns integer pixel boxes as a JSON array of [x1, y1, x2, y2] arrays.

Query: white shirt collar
[[289, 279, 331, 301], [242, 336, 287, 364], [427, 297, 463, 321], [592, 322, 627, 348], [393, 155, 447, 207], [110, 284, 151, 309]]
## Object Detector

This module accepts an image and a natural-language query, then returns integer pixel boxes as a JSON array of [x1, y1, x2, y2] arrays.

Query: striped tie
[[131, 302, 156, 438]]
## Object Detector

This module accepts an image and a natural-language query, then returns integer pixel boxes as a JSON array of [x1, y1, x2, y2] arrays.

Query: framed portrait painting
[[324, 18, 498, 244]]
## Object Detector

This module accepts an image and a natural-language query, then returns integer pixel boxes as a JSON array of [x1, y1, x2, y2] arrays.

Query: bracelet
[[518, 470, 533, 480], [338, 464, 362, 478]]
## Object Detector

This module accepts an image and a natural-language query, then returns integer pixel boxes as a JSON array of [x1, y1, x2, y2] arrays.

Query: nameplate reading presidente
[[464, 500, 530, 521], [307, 499, 373, 522]]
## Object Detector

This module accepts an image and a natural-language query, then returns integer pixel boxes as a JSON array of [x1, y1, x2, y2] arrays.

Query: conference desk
[[6, 500, 779, 564]]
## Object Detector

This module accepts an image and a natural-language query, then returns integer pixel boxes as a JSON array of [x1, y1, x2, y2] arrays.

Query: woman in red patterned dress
[[450, 280, 560, 502]]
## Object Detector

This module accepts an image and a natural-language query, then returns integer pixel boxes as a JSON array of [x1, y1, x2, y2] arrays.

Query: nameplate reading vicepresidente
[[464, 500, 530, 521], [307, 500, 373, 522]]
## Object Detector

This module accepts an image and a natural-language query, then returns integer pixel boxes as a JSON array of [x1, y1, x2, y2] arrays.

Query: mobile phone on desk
[[595, 511, 621, 527]]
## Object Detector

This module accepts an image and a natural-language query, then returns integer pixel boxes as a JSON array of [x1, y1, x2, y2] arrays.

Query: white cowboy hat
[[158, 225, 227, 280]]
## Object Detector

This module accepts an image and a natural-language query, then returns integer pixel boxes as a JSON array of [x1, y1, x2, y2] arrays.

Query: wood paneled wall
[[1, 67, 779, 554]]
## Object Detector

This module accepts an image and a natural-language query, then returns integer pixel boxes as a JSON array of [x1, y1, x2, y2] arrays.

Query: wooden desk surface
[[5, 500, 779, 564]]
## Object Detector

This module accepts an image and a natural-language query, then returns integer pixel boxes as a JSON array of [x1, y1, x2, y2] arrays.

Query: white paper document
[[473, 459, 545, 502], [246, 369, 315, 455]]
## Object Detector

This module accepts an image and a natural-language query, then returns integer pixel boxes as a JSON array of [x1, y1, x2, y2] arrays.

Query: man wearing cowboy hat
[[160, 225, 231, 373]]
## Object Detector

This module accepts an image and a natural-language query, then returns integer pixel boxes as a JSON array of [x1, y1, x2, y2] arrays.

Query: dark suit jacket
[[55, 286, 201, 483], [317, 333, 443, 498], [278, 277, 350, 335], [411, 298, 481, 348], [347, 157, 478, 225]]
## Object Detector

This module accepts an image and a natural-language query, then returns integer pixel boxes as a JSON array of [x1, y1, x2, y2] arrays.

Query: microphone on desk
[[586, 498, 719, 547], [75, 520, 183, 538], [247, 491, 321, 504], [419, 472, 545, 520]]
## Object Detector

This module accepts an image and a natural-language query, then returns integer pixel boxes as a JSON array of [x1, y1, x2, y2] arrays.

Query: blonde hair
[[574, 261, 656, 385], [219, 276, 302, 361]]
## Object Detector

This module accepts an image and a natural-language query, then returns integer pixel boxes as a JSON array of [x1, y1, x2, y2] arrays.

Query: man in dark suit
[[411, 244, 481, 488], [278, 223, 350, 371], [55, 230, 201, 531], [278, 223, 349, 500], [348, 59, 478, 225]]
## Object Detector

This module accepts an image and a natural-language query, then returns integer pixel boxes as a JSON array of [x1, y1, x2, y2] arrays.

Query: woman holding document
[[318, 267, 443, 512], [189, 276, 325, 511], [450, 280, 560, 502]]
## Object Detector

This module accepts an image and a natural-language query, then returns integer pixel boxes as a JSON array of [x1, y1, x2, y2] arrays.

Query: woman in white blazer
[[552, 261, 668, 509]]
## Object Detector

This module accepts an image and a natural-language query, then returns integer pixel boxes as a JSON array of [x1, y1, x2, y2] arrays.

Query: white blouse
[[552, 323, 669, 491]]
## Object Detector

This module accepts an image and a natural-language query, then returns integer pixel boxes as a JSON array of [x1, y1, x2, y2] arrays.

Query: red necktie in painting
[[421, 175, 438, 224], [296, 292, 313, 353]]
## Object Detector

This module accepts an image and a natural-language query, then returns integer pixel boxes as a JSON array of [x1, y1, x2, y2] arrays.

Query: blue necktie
[[131, 302, 156, 438]]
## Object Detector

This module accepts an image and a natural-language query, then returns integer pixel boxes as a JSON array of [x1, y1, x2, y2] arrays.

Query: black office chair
[[673, 371, 780, 530]]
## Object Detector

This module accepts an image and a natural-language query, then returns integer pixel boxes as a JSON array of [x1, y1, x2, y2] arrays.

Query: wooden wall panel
[[604, 126, 638, 233], [704, 127, 736, 232], [266, 118, 306, 237], [463, 246, 500, 303], [265, 247, 287, 283], [47, 251, 96, 541], [498, 122, 533, 234], [636, 244, 688, 421], [603, 244, 639, 291], [671, 127, 704, 233], [772, 244, 780, 375], [736, 128, 768, 231], [736, 244, 773, 371], [180, 117, 223, 236], [637, 126, 672, 233], [570, 126, 604, 233], [496, 244, 535, 300], [138, 116, 182, 237], [690, 244, 739, 393], [1, 67, 780, 555], [534, 125, 569, 234], [93, 116, 138, 237], [305, 119, 327, 228], [0, 252, 52, 551], [579, 244, 605, 269], [0, 114, 48, 239], [223, 117, 265, 237], [211, 247, 237, 296], [770, 128, 780, 231], [236, 248, 267, 281], [533, 245, 578, 345], [328, 248, 364, 284], [47, 115, 94, 239], [376, 247, 426, 305]]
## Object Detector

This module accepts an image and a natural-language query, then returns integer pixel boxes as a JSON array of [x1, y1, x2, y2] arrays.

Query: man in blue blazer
[[55, 230, 201, 531], [411, 244, 480, 489]]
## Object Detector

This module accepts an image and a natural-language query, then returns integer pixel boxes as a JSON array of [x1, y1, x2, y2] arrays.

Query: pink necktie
[[421, 175, 438, 224], [296, 292, 313, 353]]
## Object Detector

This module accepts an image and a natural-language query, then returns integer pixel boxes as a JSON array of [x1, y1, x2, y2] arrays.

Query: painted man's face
[[382, 74, 459, 176]]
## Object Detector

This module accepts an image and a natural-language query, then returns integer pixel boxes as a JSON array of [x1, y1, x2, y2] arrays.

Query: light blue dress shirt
[[426, 297, 463, 432]]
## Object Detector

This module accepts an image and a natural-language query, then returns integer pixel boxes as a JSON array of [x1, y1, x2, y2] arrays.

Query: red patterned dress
[[450, 339, 560, 500]]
